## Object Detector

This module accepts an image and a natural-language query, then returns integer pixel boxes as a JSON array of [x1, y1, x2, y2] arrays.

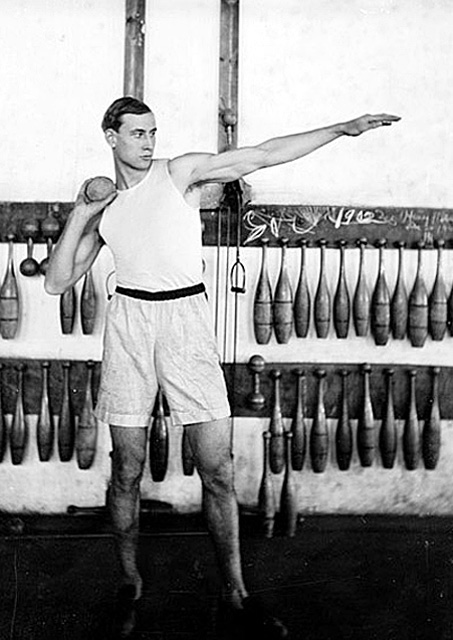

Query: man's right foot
[[112, 584, 137, 638]]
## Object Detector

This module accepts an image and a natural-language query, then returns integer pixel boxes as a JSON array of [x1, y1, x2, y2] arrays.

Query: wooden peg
[[353, 238, 370, 336], [422, 367, 441, 470], [333, 240, 350, 339], [10, 364, 27, 465], [310, 369, 328, 473], [379, 368, 397, 469], [76, 361, 98, 470], [181, 428, 195, 476], [39, 204, 61, 275], [428, 240, 447, 341], [58, 362, 75, 462], [247, 355, 265, 411], [269, 369, 285, 474], [149, 389, 169, 482], [19, 219, 40, 277], [273, 238, 293, 343], [280, 432, 298, 537], [0, 235, 20, 339], [336, 370, 352, 471], [314, 240, 331, 338], [258, 431, 276, 538], [60, 286, 76, 335], [81, 270, 97, 335], [403, 369, 420, 470], [371, 239, 390, 346], [357, 364, 375, 467], [391, 241, 408, 340], [290, 368, 307, 471], [253, 239, 273, 344], [37, 361, 54, 462], [408, 241, 428, 348], [294, 239, 311, 338]]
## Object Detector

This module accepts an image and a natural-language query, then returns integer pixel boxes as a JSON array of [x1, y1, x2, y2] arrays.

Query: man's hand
[[73, 178, 117, 220], [342, 113, 401, 136]]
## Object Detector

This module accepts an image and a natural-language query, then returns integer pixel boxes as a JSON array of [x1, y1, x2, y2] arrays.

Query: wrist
[[69, 204, 93, 227], [333, 122, 348, 136]]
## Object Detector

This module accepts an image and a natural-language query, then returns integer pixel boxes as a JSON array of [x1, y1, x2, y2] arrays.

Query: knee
[[111, 448, 146, 492], [199, 457, 235, 497]]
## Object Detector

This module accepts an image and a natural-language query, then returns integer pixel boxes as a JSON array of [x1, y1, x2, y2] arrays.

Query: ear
[[105, 129, 117, 150]]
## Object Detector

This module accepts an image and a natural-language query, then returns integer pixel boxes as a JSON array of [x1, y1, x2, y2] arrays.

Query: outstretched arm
[[44, 181, 116, 294], [172, 113, 400, 187]]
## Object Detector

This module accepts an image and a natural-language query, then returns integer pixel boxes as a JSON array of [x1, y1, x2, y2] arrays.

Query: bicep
[[174, 148, 269, 187]]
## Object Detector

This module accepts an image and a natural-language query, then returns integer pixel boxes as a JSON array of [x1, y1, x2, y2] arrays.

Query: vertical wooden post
[[218, 0, 239, 152], [124, 0, 146, 100]]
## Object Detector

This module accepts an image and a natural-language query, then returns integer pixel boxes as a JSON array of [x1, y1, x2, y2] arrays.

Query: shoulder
[[168, 152, 215, 190]]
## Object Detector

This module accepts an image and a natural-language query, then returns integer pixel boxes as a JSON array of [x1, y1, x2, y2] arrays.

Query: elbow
[[44, 271, 69, 295], [44, 277, 64, 295], [44, 257, 77, 294], [254, 144, 275, 169]]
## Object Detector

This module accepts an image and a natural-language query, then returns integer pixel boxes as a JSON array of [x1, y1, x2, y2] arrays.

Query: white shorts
[[94, 290, 231, 426]]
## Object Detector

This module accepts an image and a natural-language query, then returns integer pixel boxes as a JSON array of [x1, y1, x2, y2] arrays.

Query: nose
[[142, 134, 155, 149]]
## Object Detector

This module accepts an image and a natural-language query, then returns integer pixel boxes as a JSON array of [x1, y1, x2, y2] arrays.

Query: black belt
[[115, 282, 205, 301]]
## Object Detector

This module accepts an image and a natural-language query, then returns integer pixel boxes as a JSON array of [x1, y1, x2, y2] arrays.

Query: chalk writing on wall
[[242, 205, 453, 246]]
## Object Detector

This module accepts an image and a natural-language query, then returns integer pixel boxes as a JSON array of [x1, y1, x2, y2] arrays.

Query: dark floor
[[1, 509, 453, 640]]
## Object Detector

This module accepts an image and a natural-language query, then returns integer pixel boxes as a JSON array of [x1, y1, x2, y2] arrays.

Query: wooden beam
[[0, 359, 451, 419], [1, 202, 453, 247], [218, 0, 240, 152], [223, 362, 450, 421], [124, 0, 146, 100]]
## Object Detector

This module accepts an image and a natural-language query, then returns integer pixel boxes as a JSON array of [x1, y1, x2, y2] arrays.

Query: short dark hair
[[101, 96, 152, 132]]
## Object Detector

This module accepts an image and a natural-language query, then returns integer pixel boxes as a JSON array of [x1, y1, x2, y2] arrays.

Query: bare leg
[[186, 417, 248, 608], [109, 425, 148, 600]]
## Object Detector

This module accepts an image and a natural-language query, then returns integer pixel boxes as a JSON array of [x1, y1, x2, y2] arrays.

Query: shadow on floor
[[1, 513, 453, 639]]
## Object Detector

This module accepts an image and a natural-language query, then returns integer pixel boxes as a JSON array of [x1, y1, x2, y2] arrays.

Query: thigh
[[185, 418, 233, 479]]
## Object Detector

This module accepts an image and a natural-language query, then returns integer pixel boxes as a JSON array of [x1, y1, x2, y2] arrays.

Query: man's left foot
[[217, 596, 288, 639]]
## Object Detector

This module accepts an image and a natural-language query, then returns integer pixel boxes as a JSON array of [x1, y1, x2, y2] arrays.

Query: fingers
[[86, 189, 117, 213], [102, 189, 118, 207], [77, 178, 117, 207], [375, 113, 401, 121], [74, 179, 117, 217], [346, 113, 401, 136], [369, 114, 401, 127], [77, 178, 92, 197]]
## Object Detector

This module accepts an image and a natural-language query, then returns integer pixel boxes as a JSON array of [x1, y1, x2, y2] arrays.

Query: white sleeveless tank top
[[99, 159, 203, 292]]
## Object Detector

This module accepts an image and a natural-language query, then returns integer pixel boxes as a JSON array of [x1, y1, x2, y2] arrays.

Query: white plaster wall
[[144, 0, 220, 158], [1, 0, 451, 207], [233, 418, 453, 517], [4, 413, 453, 517], [239, 0, 453, 208], [0, 0, 124, 202]]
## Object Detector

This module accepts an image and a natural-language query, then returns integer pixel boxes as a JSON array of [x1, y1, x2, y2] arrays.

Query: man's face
[[107, 111, 157, 171]]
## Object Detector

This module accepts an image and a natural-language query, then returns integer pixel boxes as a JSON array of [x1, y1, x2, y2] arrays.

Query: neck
[[114, 160, 153, 190]]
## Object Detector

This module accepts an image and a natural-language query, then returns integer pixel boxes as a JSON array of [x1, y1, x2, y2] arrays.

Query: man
[[45, 97, 400, 638]]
